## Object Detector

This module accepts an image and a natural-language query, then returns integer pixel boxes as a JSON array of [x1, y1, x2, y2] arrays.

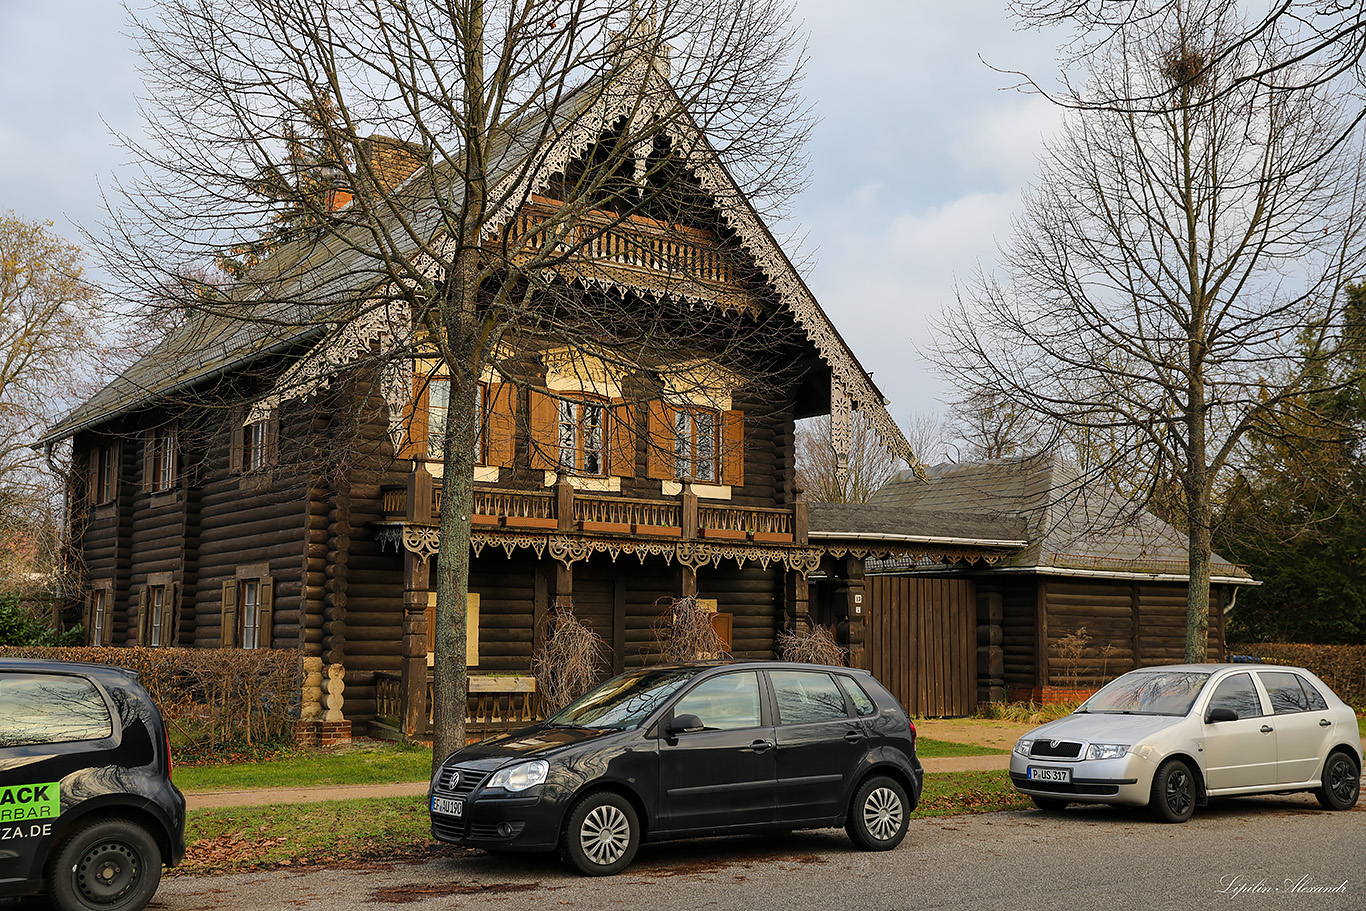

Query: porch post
[[833, 555, 867, 668], [400, 550, 430, 739]]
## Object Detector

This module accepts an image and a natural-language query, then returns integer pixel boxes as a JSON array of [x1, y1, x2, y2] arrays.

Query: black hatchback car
[[0, 658, 185, 911], [430, 661, 922, 874]]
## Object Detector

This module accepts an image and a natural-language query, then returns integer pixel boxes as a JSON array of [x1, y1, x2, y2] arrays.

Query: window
[[426, 379, 489, 463], [86, 585, 113, 647], [1207, 673, 1262, 719], [1258, 671, 1325, 714], [147, 585, 166, 647], [837, 675, 877, 717], [671, 672, 762, 731], [0, 673, 112, 747], [771, 670, 850, 725], [558, 397, 606, 475], [221, 573, 274, 649], [144, 427, 176, 492], [90, 442, 118, 505], [673, 408, 719, 481], [244, 420, 269, 471]]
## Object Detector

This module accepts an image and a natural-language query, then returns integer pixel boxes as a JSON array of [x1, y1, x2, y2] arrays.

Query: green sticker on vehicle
[[0, 782, 59, 822]]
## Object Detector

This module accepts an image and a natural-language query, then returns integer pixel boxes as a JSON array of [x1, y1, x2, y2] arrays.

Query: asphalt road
[[142, 794, 1363, 911]]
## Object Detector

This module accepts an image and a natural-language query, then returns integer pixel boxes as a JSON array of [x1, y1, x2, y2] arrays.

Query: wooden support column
[[556, 479, 574, 533], [553, 560, 574, 609], [399, 549, 430, 739], [675, 564, 698, 600], [830, 555, 867, 668]]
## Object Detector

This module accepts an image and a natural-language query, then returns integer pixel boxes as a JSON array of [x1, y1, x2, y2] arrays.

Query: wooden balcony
[[381, 477, 804, 545], [490, 197, 748, 305]]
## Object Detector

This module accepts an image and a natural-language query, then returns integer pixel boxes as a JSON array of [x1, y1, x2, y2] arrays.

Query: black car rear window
[[0, 673, 113, 746]]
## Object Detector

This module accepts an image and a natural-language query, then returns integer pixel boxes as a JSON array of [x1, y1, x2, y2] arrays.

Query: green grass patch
[[913, 769, 1031, 817], [175, 742, 433, 792], [182, 796, 433, 872], [915, 738, 1008, 758]]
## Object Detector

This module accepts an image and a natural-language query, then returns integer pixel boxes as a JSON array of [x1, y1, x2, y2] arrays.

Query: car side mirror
[[1205, 706, 1239, 724], [667, 714, 705, 736]]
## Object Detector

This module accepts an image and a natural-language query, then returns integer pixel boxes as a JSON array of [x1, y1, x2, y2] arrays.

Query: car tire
[[1030, 796, 1068, 812], [1149, 759, 1196, 823], [562, 791, 639, 876], [846, 775, 909, 851], [46, 818, 163, 911], [1315, 750, 1361, 811]]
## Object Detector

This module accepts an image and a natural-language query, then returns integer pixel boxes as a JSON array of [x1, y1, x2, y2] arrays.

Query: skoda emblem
[[1049, 740, 1060, 749]]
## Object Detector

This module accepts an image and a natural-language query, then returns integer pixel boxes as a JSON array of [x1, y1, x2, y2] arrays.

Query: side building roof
[[863, 453, 1254, 584]]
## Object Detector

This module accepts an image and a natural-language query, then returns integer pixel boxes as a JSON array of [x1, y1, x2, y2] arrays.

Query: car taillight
[[908, 719, 917, 746]]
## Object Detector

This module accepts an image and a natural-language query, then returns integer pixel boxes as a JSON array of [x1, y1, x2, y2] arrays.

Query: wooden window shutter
[[400, 372, 429, 459], [221, 581, 238, 648], [136, 587, 150, 645], [258, 576, 275, 649], [645, 400, 676, 480], [486, 383, 517, 467], [141, 430, 154, 493], [721, 409, 745, 487], [87, 448, 100, 506], [163, 583, 179, 647], [528, 388, 558, 470], [265, 409, 280, 465], [229, 409, 244, 473], [101, 594, 114, 646], [609, 399, 636, 478]]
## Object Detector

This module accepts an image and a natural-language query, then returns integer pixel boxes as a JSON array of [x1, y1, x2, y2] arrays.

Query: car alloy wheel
[[1150, 759, 1195, 823], [847, 775, 909, 851], [1316, 751, 1361, 811], [564, 791, 640, 876]]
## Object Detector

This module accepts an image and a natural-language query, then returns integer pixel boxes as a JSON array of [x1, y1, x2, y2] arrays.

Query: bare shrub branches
[[776, 625, 847, 666], [651, 596, 729, 662], [531, 604, 609, 715]]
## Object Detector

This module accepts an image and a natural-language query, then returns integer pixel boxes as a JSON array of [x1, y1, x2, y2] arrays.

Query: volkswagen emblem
[[448, 769, 461, 788]]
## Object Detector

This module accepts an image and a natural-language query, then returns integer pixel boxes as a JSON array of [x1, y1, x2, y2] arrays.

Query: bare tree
[[946, 388, 1042, 461], [795, 411, 901, 503], [0, 213, 107, 590], [936, 0, 1366, 663], [99, 0, 811, 766]]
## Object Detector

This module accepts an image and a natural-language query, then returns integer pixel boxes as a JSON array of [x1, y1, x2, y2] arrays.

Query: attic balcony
[[380, 476, 806, 548], [491, 196, 751, 309]]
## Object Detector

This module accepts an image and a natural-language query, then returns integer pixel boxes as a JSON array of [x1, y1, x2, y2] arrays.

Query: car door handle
[[1260, 725, 1274, 733], [844, 730, 865, 743], [1319, 719, 1331, 727], [745, 739, 774, 753]]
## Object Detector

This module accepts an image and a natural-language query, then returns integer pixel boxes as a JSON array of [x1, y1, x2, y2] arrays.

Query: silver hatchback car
[[1010, 663, 1361, 822]]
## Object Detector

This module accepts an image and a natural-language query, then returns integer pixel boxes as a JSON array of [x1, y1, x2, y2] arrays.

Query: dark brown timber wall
[[865, 575, 977, 717]]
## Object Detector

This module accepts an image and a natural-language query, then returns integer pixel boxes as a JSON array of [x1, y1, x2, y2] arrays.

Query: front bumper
[[430, 791, 564, 852], [1008, 752, 1153, 806]]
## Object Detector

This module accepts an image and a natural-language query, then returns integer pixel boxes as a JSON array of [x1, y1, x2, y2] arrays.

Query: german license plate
[[1027, 766, 1071, 783], [431, 796, 464, 817]]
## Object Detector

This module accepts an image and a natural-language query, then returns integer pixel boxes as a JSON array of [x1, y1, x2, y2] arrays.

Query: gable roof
[[41, 59, 917, 471], [867, 453, 1254, 583]]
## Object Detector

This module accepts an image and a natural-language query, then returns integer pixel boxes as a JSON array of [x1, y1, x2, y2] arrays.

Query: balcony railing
[[382, 477, 803, 545], [494, 198, 740, 291]]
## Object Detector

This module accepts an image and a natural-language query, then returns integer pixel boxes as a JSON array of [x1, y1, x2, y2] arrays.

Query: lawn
[[914, 738, 1007, 758]]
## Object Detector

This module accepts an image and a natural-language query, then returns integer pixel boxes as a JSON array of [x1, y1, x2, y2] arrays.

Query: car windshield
[[546, 668, 699, 730], [1078, 670, 1211, 716]]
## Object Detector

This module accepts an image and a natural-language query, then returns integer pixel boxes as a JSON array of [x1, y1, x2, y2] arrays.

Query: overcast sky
[[0, 1, 1066, 433]]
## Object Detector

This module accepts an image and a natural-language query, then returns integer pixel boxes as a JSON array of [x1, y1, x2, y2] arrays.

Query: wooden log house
[[40, 43, 1031, 736]]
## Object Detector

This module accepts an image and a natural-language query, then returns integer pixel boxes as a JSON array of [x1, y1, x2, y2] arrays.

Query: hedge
[[1229, 643, 1366, 708], [0, 646, 302, 749]]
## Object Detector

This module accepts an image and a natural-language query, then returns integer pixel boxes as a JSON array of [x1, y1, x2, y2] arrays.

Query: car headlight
[[1086, 743, 1130, 760], [1014, 739, 1034, 756], [488, 759, 549, 792]]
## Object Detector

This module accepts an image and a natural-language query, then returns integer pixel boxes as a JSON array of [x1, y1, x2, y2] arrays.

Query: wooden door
[[862, 575, 977, 717]]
